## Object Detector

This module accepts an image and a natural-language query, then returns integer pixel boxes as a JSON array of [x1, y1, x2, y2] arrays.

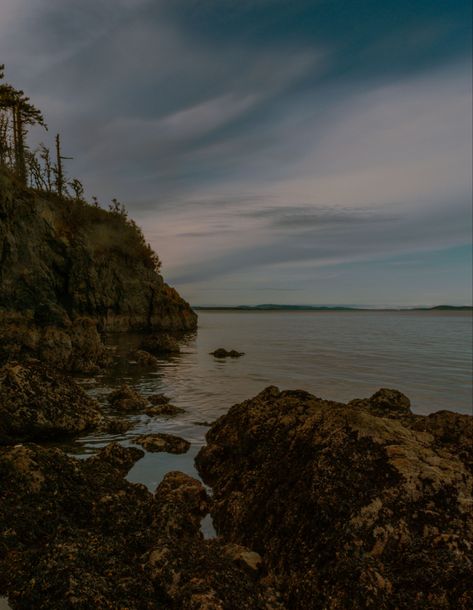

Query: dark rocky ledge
[[0, 443, 284, 609], [196, 386, 473, 609]]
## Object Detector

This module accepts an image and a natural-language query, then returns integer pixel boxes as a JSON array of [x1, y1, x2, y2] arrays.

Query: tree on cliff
[[0, 64, 47, 185]]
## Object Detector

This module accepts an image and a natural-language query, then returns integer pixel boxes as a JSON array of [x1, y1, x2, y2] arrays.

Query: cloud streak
[[0, 0, 471, 305]]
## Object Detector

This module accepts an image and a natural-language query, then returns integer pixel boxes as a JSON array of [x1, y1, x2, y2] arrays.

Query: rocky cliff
[[196, 387, 473, 609], [0, 169, 196, 369]]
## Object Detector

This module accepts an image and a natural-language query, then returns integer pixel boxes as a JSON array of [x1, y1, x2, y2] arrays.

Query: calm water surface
[[63, 311, 472, 500]]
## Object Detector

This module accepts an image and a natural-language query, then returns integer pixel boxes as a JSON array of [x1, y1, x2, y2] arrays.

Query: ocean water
[[63, 310, 471, 502]]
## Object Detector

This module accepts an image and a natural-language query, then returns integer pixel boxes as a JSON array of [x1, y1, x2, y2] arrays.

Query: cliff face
[[0, 170, 196, 369]]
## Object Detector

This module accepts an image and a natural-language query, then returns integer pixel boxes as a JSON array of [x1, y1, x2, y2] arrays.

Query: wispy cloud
[[0, 0, 471, 304]]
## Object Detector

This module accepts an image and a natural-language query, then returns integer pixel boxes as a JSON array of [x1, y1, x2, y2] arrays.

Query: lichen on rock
[[0, 361, 104, 443], [196, 386, 473, 609]]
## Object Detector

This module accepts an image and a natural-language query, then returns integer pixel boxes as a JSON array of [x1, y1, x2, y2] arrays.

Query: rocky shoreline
[[0, 169, 197, 373], [0, 366, 471, 609]]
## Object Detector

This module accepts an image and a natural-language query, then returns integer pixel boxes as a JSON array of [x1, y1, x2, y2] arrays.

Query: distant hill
[[194, 304, 472, 312]]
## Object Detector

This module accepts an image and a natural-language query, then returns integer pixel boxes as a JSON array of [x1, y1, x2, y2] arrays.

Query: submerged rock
[[196, 386, 473, 609], [129, 349, 159, 368], [0, 443, 284, 609], [135, 433, 190, 454], [140, 334, 180, 355], [0, 361, 103, 443], [148, 393, 171, 405], [144, 404, 185, 417], [210, 348, 244, 358], [108, 384, 148, 412]]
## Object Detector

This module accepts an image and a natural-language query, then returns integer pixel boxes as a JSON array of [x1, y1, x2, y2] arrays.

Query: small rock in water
[[103, 418, 134, 434], [210, 348, 245, 358], [128, 349, 159, 368], [148, 393, 171, 405], [0, 361, 103, 442], [135, 433, 190, 454], [145, 404, 185, 417], [107, 384, 148, 412], [140, 334, 180, 355]]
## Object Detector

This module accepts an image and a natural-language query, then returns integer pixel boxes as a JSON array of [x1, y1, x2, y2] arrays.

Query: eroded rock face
[[0, 361, 103, 443], [0, 171, 197, 370], [0, 443, 285, 609], [196, 386, 473, 609]]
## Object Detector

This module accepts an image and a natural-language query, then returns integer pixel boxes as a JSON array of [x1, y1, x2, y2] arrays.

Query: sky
[[0, 0, 472, 306]]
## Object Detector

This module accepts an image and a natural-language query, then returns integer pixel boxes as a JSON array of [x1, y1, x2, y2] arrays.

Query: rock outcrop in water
[[196, 386, 473, 609], [0, 442, 284, 609], [0, 361, 104, 443], [0, 169, 196, 371]]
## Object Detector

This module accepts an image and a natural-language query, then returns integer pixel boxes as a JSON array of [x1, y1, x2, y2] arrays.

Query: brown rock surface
[[145, 403, 185, 417], [140, 333, 181, 355], [210, 348, 244, 358], [196, 386, 473, 609], [0, 361, 103, 443], [129, 349, 159, 368], [0, 169, 196, 371], [135, 433, 190, 454], [0, 443, 285, 609], [148, 393, 172, 405], [107, 384, 148, 412]]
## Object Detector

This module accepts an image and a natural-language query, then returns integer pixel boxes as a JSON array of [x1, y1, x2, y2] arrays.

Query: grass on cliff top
[[0, 166, 161, 274]]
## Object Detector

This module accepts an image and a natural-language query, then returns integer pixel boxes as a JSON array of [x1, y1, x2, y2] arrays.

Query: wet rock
[[107, 384, 148, 412], [144, 404, 185, 417], [140, 334, 180, 355], [0, 361, 103, 443], [135, 433, 190, 454], [349, 387, 412, 418], [0, 443, 284, 609], [146, 472, 286, 610], [103, 418, 134, 434], [129, 349, 159, 368], [148, 393, 171, 405], [210, 348, 244, 358], [197, 386, 473, 609]]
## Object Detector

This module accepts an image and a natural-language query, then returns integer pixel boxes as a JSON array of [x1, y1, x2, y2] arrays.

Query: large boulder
[[0, 443, 284, 609], [0, 361, 104, 443], [196, 386, 473, 609]]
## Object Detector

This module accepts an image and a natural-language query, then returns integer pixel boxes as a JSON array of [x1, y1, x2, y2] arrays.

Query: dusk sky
[[1, 0, 471, 306]]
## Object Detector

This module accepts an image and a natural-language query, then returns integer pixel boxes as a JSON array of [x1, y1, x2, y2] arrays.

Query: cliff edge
[[0, 170, 197, 370]]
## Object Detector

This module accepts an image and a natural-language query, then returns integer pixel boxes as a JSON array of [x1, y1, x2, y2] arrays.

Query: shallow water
[[63, 310, 472, 508]]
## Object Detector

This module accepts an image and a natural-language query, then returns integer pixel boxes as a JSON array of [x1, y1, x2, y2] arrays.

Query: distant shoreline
[[193, 305, 473, 312]]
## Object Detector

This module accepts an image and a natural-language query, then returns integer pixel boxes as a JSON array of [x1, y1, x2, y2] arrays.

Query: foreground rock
[[197, 386, 473, 609], [210, 348, 244, 358], [0, 361, 103, 443], [135, 433, 190, 454], [0, 443, 284, 609]]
